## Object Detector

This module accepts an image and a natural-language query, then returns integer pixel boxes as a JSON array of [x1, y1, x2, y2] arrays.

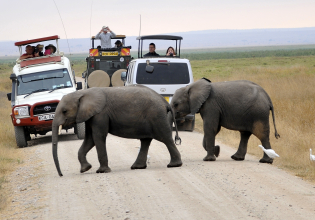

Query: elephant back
[[88, 70, 110, 88], [111, 69, 127, 87]]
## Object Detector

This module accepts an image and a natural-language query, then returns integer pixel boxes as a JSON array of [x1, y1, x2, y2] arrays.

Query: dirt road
[[1, 130, 315, 220]]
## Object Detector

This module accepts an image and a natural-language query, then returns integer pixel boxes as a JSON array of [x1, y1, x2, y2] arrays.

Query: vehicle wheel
[[75, 122, 85, 139], [14, 126, 28, 148]]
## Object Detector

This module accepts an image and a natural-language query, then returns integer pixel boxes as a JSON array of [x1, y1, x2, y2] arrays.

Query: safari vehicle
[[7, 35, 84, 148], [121, 35, 195, 131], [83, 35, 132, 88]]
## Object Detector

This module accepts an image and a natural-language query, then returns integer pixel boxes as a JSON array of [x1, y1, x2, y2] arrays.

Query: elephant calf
[[171, 78, 280, 164], [52, 85, 182, 176]]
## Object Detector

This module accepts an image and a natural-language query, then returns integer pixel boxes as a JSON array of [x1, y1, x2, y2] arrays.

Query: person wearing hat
[[36, 44, 44, 56], [95, 26, 116, 48], [114, 40, 123, 48], [44, 44, 57, 55]]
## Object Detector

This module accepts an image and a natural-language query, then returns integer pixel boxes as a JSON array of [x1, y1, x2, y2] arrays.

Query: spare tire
[[111, 69, 127, 87], [88, 70, 110, 88]]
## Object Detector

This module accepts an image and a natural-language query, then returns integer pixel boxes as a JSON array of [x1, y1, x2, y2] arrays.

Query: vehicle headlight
[[14, 106, 30, 118]]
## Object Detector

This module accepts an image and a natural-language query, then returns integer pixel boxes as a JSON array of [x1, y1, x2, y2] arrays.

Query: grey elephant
[[52, 85, 182, 176], [171, 78, 280, 163]]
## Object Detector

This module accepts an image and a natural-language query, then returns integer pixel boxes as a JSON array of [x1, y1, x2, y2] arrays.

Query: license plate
[[164, 96, 170, 103], [102, 51, 119, 56], [38, 114, 55, 121]]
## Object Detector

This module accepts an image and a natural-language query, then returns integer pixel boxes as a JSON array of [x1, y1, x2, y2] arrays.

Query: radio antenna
[[90, 0, 93, 46], [139, 14, 141, 37], [52, 0, 71, 55]]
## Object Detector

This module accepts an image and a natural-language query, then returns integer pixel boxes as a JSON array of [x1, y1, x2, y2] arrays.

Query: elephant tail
[[270, 104, 280, 139], [168, 106, 181, 145]]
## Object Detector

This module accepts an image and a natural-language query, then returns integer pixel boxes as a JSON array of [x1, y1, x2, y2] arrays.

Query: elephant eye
[[174, 103, 178, 108], [62, 109, 67, 114]]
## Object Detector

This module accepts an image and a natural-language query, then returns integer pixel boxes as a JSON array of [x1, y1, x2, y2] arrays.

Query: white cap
[[102, 26, 108, 30]]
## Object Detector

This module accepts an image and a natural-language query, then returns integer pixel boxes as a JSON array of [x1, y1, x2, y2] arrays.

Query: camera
[[169, 53, 173, 57], [34, 47, 39, 53]]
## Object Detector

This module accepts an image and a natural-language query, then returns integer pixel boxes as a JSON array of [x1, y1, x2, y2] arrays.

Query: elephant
[[52, 85, 182, 176], [171, 78, 280, 164]]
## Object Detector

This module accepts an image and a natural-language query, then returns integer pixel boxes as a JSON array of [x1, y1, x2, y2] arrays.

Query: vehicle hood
[[15, 88, 76, 106]]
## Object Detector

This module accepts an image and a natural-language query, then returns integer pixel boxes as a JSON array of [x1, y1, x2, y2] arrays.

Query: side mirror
[[121, 71, 127, 83], [76, 82, 82, 90], [7, 93, 11, 101], [145, 60, 154, 73], [82, 71, 87, 78]]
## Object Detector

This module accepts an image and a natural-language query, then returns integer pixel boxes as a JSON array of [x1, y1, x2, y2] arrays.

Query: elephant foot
[[214, 145, 220, 157], [259, 157, 273, 164], [96, 166, 111, 173], [231, 154, 245, 161], [167, 159, 182, 168], [203, 155, 216, 161], [131, 162, 147, 170], [80, 163, 92, 173]]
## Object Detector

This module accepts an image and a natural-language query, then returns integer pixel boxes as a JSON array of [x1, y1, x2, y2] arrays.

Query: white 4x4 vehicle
[[7, 35, 84, 147], [122, 35, 195, 131]]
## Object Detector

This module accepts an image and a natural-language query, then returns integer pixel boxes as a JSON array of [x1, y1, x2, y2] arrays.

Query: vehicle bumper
[[11, 100, 60, 132]]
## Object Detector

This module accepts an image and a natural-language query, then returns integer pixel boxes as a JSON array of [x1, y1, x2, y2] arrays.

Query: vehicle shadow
[[27, 133, 80, 147]]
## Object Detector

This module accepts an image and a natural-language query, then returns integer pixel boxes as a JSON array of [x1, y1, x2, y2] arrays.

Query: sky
[[1, 0, 315, 42]]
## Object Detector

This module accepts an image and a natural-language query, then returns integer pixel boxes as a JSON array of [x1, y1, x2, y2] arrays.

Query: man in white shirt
[[95, 26, 116, 48]]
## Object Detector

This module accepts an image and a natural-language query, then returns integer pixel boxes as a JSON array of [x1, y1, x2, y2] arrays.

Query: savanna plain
[[1, 46, 315, 218]]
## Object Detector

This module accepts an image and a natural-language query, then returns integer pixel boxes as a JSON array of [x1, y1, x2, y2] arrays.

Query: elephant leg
[[91, 117, 111, 173], [164, 138, 182, 168], [78, 122, 94, 173], [203, 137, 220, 157], [231, 131, 251, 161], [259, 138, 274, 164], [252, 121, 273, 164], [131, 138, 152, 169]]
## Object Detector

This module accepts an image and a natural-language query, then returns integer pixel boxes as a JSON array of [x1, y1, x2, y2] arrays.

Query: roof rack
[[136, 35, 183, 58], [14, 35, 61, 57]]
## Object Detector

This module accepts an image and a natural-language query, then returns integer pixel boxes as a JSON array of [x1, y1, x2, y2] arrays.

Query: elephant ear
[[76, 88, 106, 123], [188, 78, 211, 114]]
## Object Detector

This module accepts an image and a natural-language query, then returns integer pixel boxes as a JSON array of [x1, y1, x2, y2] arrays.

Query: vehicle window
[[136, 63, 190, 84], [17, 68, 72, 95]]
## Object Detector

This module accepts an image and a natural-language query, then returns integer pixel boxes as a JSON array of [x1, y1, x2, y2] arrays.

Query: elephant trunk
[[52, 124, 63, 177]]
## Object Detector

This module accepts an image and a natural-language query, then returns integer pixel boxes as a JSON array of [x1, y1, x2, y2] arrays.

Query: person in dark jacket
[[144, 43, 159, 57]]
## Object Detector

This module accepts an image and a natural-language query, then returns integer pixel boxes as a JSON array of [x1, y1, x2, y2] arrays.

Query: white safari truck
[[7, 35, 84, 147], [122, 35, 195, 131]]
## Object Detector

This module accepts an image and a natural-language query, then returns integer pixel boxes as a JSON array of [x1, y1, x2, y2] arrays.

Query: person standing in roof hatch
[[95, 26, 116, 48]]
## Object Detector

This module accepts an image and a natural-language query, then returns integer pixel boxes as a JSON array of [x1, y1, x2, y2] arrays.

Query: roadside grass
[[191, 56, 315, 182], [0, 63, 22, 211]]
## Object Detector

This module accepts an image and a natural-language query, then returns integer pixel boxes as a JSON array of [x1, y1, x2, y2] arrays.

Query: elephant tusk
[[58, 125, 62, 135]]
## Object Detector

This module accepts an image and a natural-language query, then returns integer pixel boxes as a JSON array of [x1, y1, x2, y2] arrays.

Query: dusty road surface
[[1, 130, 315, 220]]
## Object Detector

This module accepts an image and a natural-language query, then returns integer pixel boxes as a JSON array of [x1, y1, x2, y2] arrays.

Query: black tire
[[14, 126, 28, 148], [75, 122, 85, 139]]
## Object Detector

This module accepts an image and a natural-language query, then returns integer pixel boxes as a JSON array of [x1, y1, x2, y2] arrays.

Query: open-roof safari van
[[7, 35, 84, 147], [83, 35, 132, 88], [121, 35, 195, 131]]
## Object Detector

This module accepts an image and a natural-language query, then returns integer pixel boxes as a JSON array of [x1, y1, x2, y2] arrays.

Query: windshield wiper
[[49, 85, 72, 93], [24, 89, 49, 98]]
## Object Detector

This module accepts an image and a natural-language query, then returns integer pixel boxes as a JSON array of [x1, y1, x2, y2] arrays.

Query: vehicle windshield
[[17, 68, 73, 95], [99, 60, 122, 76], [136, 63, 190, 84]]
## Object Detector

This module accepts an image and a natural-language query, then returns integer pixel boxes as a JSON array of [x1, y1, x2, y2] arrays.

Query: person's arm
[[109, 30, 116, 38], [95, 31, 102, 39], [19, 54, 32, 60]]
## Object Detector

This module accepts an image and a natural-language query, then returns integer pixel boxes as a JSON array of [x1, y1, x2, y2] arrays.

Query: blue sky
[[1, 0, 314, 41]]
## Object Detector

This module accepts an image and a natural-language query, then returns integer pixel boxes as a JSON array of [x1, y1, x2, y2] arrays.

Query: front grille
[[33, 102, 58, 115]]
